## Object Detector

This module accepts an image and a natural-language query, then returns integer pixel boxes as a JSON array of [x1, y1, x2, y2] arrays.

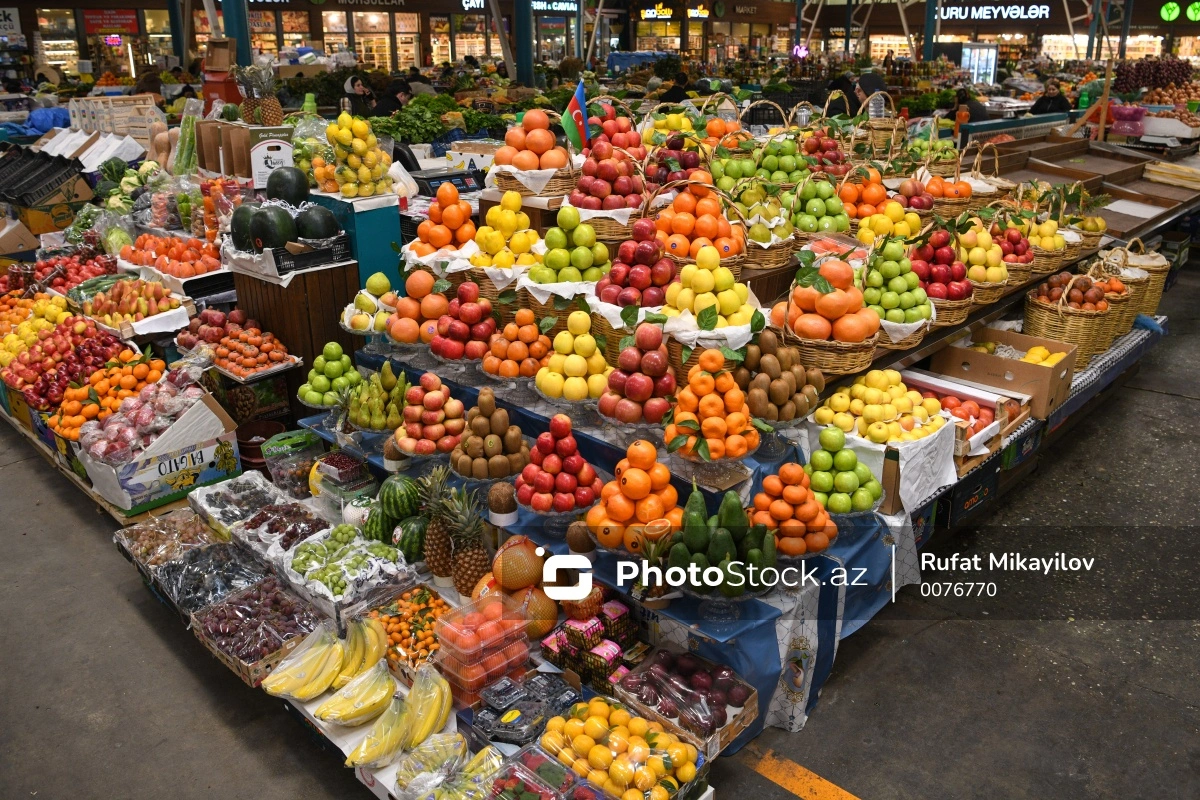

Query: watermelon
[[363, 504, 398, 542], [296, 205, 340, 240], [378, 475, 420, 519], [250, 205, 297, 252], [395, 516, 427, 562], [266, 166, 310, 206], [230, 202, 260, 252]]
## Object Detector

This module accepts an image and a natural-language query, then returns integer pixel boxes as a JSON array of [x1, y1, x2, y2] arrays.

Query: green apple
[[898, 291, 915, 310], [851, 488, 875, 511], [885, 308, 906, 323], [866, 270, 884, 288], [833, 470, 860, 494], [324, 359, 345, 379], [313, 355, 327, 373], [818, 426, 845, 451], [311, 374, 331, 393], [810, 449, 834, 471], [304, 390, 323, 405], [833, 449, 857, 471], [863, 287, 882, 305], [322, 391, 338, 405], [556, 205, 580, 230], [815, 181, 834, 200], [582, 267, 603, 281], [572, 224, 596, 248], [826, 492, 853, 514], [559, 266, 583, 282], [544, 227, 568, 250], [570, 246, 594, 271], [331, 376, 350, 392], [805, 198, 827, 217], [345, 368, 362, 386], [810, 470, 835, 494], [879, 260, 901, 280], [881, 291, 900, 309], [322, 342, 343, 361], [904, 307, 923, 323], [591, 242, 609, 265]]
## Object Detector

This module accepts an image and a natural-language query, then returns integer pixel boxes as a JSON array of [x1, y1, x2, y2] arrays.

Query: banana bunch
[[345, 696, 412, 768], [335, 617, 388, 689], [315, 659, 395, 726], [403, 663, 454, 749], [426, 746, 504, 800], [394, 733, 467, 792], [262, 624, 344, 701]]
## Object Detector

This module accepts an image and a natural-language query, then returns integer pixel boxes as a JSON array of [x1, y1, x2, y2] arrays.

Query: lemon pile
[[813, 369, 948, 444], [470, 190, 544, 269], [534, 311, 612, 401], [856, 202, 924, 244], [641, 112, 697, 147], [325, 113, 394, 198], [1, 297, 69, 367], [663, 245, 756, 326]]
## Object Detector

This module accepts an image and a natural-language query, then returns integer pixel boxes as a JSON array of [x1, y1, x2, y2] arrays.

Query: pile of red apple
[[910, 229, 974, 301], [395, 372, 465, 456], [642, 133, 701, 189], [572, 105, 651, 211], [1, 316, 123, 410], [804, 128, 851, 176], [429, 281, 497, 362], [0, 253, 116, 295], [598, 322, 676, 425], [176, 307, 259, 350], [515, 413, 603, 514], [595, 222, 676, 308], [890, 178, 935, 211], [990, 221, 1034, 265]]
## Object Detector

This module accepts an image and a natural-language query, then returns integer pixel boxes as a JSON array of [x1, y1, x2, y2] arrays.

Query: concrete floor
[[1, 272, 1197, 799]]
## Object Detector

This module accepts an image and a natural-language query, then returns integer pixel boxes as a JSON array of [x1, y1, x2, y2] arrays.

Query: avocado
[[667, 543, 692, 572], [718, 558, 745, 597], [688, 552, 710, 593], [745, 549, 764, 589], [717, 490, 749, 542], [684, 479, 707, 520], [762, 531, 777, 569], [682, 511, 710, 555], [707, 528, 735, 566]]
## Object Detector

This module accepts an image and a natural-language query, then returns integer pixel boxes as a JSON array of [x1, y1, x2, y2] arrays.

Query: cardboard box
[[901, 370, 1007, 459], [221, 123, 293, 188], [931, 328, 1076, 420], [278, 64, 328, 79], [0, 218, 39, 259], [206, 39, 235, 72], [445, 140, 503, 171], [195, 119, 228, 174], [79, 393, 242, 515]]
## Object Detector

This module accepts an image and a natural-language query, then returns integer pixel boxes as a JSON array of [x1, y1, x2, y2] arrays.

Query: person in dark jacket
[[343, 74, 374, 117], [825, 73, 856, 116], [658, 72, 690, 103], [1031, 79, 1073, 115], [957, 88, 990, 122], [371, 79, 412, 117], [855, 71, 888, 118]]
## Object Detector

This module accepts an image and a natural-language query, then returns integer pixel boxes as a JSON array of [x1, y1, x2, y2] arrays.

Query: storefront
[[24, 5, 178, 78], [633, 1, 794, 61]]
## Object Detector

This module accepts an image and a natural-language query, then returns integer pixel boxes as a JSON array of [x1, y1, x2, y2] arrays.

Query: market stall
[[0, 73, 1191, 800]]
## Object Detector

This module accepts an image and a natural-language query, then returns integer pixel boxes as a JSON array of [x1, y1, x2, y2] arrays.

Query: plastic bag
[[192, 577, 318, 664], [115, 509, 215, 570], [291, 112, 337, 190], [155, 544, 268, 613], [262, 622, 344, 700], [413, 746, 503, 800], [314, 659, 396, 726], [393, 733, 468, 796], [262, 429, 326, 498], [234, 503, 330, 558], [188, 472, 292, 538], [345, 696, 413, 768], [172, 97, 204, 176]]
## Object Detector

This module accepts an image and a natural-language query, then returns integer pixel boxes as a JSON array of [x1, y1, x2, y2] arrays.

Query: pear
[[380, 361, 397, 392], [373, 311, 389, 332], [748, 222, 772, 244], [353, 291, 378, 313], [356, 404, 371, 428], [386, 403, 401, 429]]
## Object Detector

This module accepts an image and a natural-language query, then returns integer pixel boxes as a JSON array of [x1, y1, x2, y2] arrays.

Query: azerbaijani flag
[[563, 79, 589, 153]]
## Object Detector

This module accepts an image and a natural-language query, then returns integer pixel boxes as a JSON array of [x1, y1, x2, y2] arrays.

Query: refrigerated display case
[[430, 16, 451, 64], [453, 14, 487, 60], [960, 43, 997, 85], [249, 10, 278, 56], [353, 12, 390, 70], [35, 9, 78, 73], [635, 20, 679, 52], [281, 11, 310, 49], [322, 11, 348, 54], [144, 9, 173, 62], [395, 13, 420, 69]]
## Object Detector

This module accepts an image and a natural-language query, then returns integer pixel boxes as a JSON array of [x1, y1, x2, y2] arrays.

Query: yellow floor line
[[739, 745, 862, 800]]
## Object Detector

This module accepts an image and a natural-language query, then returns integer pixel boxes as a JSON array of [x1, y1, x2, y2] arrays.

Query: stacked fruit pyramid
[[325, 112, 393, 198]]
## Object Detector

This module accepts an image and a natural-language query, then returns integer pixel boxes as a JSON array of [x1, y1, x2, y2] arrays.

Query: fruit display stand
[[308, 192, 404, 291], [477, 188, 563, 236]]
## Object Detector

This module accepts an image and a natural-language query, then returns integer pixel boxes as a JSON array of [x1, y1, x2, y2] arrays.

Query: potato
[[477, 388, 496, 417], [747, 387, 770, 417], [759, 354, 782, 380], [490, 408, 510, 436], [768, 378, 790, 406]]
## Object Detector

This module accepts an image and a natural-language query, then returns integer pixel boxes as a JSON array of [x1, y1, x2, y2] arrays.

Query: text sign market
[[532, 0, 580, 11], [641, 3, 674, 19], [938, 3, 1051, 20]]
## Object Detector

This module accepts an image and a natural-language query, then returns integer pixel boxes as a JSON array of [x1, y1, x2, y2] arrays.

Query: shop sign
[[532, 0, 580, 12], [330, 0, 407, 6], [641, 3, 674, 19], [462, 0, 485, 8], [0, 8, 19, 36], [734, 5, 756, 13], [1161, 2, 1180, 20], [82, 9, 140, 35], [937, 3, 1050, 20], [688, 4, 710, 18]]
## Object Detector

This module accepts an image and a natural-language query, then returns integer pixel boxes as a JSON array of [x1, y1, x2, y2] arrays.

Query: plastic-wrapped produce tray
[[188, 472, 292, 539]]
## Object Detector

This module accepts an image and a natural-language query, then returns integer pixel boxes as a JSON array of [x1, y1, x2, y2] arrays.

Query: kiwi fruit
[[790, 364, 807, 391], [465, 436, 484, 459], [805, 368, 825, 393], [793, 393, 811, 418], [781, 369, 797, 396], [750, 373, 771, 395], [758, 329, 778, 355], [506, 451, 526, 474], [484, 434, 503, 458], [777, 347, 794, 372], [466, 407, 479, 423], [490, 408, 509, 436], [503, 425, 523, 454], [744, 344, 761, 371], [802, 384, 820, 408], [768, 378, 790, 406], [472, 457, 490, 479], [764, 403, 779, 421], [733, 366, 751, 390], [779, 400, 796, 422], [453, 452, 470, 475], [470, 415, 491, 437], [759, 354, 781, 380], [747, 387, 769, 417], [489, 454, 509, 478], [477, 388, 496, 417]]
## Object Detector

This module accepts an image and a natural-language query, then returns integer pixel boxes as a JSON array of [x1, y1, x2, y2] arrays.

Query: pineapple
[[232, 65, 283, 126], [446, 488, 490, 598], [418, 466, 453, 580]]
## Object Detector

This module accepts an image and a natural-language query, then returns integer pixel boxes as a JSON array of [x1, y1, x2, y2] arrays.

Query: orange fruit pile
[[587, 439, 683, 553], [663, 349, 760, 461], [212, 327, 290, 378], [701, 116, 746, 149], [122, 235, 221, 279], [50, 349, 169, 437], [836, 170, 887, 220], [926, 175, 973, 199], [772, 259, 880, 343], [494, 109, 571, 171], [654, 174, 745, 259], [751, 462, 837, 556], [387, 269, 448, 344], [411, 183, 476, 257], [0, 292, 35, 335], [482, 308, 552, 378]]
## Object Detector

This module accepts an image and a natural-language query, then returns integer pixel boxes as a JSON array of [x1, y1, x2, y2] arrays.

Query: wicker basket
[[875, 325, 926, 352], [665, 338, 736, 378], [971, 143, 1018, 203], [1122, 238, 1171, 315], [786, 101, 819, 129], [464, 267, 525, 326], [494, 110, 579, 197], [1030, 245, 1064, 275], [738, 98, 790, 132], [1023, 276, 1112, 367], [786, 329, 880, 374], [1006, 261, 1032, 285], [932, 196, 969, 216], [969, 279, 1007, 306], [1071, 226, 1104, 250], [525, 291, 585, 338], [930, 296, 972, 328], [927, 153, 961, 178], [592, 311, 628, 368], [1087, 256, 1136, 340], [1062, 236, 1082, 264]]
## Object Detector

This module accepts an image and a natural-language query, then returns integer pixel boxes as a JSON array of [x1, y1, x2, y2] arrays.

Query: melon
[[229, 202, 260, 252], [250, 205, 297, 252], [492, 536, 544, 591], [265, 166, 311, 206], [511, 585, 558, 638], [296, 205, 340, 240]]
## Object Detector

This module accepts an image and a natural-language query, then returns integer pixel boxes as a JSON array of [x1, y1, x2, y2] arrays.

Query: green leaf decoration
[[620, 304, 639, 328], [697, 305, 718, 331], [497, 289, 517, 305], [432, 279, 451, 295], [538, 316, 558, 334], [619, 334, 636, 351], [720, 346, 745, 363], [750, 309, 766, 333]]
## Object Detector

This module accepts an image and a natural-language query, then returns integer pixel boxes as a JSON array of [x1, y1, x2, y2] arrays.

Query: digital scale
[[408, 167, 482, 197]]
